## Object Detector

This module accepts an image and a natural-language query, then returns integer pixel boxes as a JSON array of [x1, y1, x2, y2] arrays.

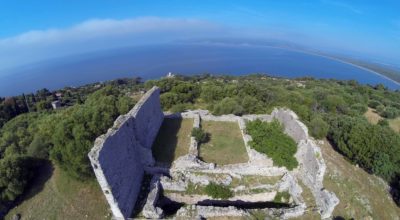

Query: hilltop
[[0, 74, 399, 219]]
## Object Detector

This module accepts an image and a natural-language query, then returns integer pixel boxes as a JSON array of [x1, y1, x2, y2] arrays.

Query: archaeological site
[[88, 86, 339, 219]]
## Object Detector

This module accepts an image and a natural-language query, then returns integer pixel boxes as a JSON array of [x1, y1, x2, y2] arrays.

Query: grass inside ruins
[[152, 118, 193, 166], [199, 121, 248, 165]]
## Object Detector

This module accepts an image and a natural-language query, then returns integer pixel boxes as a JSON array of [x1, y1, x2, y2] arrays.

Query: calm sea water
[[0, 43, 399, 96]]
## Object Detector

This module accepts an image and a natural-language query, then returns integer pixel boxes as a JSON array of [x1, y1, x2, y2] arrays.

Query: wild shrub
[[191, 127, 209, 143], [246, 119, 298, 170]]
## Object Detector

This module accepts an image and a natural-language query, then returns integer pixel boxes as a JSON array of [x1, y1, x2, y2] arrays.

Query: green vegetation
[[50, 86, 135, 179], [230, 175, 282, 188], [5, 164, 110, 220], [191, 127, 209, 143], [1, 73, 400, 218], [309, 116, 329, 139], [152, 118, 193, 165], [0, 83, 137, 214], [199, 121, 248, 165], [319, 140, 400, 219], [327, 115, 400, 181], [365, 107, 400, 133], [212, 97, 244, 115], [274, 191, 291, 203], [247, 119, 298, 170], [204, 182, 233, 199]]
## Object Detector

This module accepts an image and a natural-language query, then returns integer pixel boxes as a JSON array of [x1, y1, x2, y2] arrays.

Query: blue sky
[[0, 0, 399, 69]]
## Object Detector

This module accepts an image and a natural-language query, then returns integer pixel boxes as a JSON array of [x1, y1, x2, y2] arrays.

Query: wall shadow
[[197, 199, 291, 209], [152, 118, 183, 167]]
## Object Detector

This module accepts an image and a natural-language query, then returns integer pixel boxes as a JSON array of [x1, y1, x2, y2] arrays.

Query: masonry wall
[[88, 87, 164, 219]]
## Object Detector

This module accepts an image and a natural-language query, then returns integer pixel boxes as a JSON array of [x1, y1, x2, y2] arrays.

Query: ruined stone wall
[[271, 109, 308, 143], [271, 108, 339, 218], [88, 87, 163, 219]]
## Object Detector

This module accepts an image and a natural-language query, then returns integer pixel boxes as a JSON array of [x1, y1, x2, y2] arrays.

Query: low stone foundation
[[163, 109, 338, 219]]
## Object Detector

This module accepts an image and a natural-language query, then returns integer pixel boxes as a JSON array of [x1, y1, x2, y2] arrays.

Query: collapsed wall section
[[272, 108, 339, 219], [88, 87, 164, 219]]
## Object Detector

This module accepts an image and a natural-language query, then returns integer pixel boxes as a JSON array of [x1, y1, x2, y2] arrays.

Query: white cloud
[[0, 17, 226, 70], [0, 17, 221, 46]]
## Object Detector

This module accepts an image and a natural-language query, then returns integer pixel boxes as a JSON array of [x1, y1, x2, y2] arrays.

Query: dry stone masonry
[[89, 88, 338, 219], [88, 87, 163, 219]]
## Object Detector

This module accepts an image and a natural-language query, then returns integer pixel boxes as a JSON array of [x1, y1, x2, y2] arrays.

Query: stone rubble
[[142, 175, 164, 219]]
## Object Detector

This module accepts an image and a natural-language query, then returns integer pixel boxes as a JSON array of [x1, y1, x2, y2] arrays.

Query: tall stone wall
[[88, 87, 164, 219]]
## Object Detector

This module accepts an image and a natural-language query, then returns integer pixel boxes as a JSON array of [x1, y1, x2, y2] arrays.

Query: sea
[[0, 43, 399, 96]]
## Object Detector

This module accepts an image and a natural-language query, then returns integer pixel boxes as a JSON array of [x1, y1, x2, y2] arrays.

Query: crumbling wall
[[272, 109, 308, 143], [88, 87, 163, 219], [272, 108, 339, 219]]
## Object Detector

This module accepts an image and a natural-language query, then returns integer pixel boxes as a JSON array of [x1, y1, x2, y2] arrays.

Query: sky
[[0, 0, 399, 71]]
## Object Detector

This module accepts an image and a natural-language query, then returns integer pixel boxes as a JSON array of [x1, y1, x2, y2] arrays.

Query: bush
[[327, 115, 400, 182], [191, 127, 209, 143], [381, 107, 400, 119], [204, 182, 233, 199], [246, 119, 298, 170], [368, 100, 381, 108], [309, 116, 329, 139], [378, 119, 389, 127], [350, 103, 368, 114], [213, 97, 244, 116], [0, 156, 36, 202], [170, 103, 188, 113], [50, 86, 134, 179]]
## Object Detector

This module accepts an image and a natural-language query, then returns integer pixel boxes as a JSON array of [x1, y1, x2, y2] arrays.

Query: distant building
[[51, 100, 61, 109], [166, 72, 175, 78], [55, 92, 63, 98]]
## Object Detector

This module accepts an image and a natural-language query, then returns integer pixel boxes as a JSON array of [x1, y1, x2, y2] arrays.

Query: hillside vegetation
[[1, 74, 400, 218]]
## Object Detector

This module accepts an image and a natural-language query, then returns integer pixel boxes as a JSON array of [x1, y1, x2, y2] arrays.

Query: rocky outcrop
[[88, 87, 164, 219]]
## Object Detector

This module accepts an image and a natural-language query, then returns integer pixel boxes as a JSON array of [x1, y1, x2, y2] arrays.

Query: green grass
[[152, 118, 193, 166], [5, 163, 110, 220], [199, 121, 248, 165], [204, 182, 233, 199], [365, 107, 400, 133], [320, 139, 400, 219], [273, 191, 291, 203], [230, 175, 282, 188]]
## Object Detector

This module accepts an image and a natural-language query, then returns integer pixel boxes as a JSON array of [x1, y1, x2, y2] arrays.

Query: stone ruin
[[88, 87, 163, 219], [88, 87, 339, 219]]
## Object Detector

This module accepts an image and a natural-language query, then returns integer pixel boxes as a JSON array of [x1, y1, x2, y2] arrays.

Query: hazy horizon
[[1, 0, 400, 72]]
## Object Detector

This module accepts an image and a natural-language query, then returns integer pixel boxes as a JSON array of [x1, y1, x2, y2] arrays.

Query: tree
[[213, 97, 244, 116], [160, 92, 179, 110], [0, 156, 35, 201], [309, 116, 329, 139]]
